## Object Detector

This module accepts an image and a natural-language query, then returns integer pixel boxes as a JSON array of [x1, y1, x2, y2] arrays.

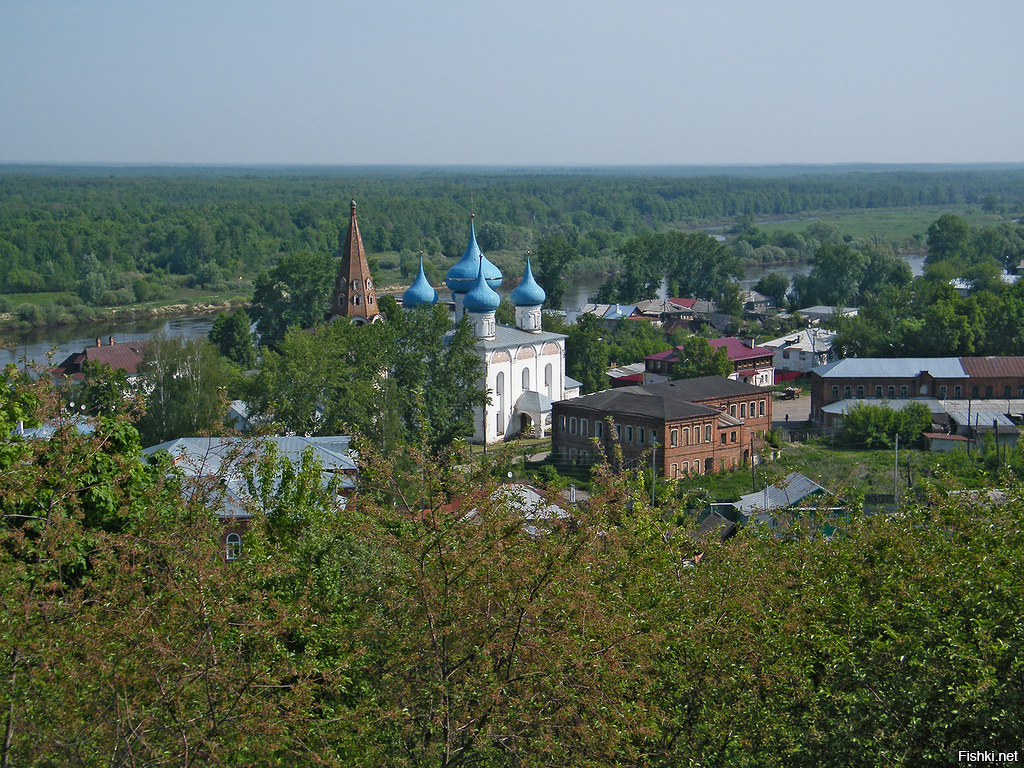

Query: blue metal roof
[[402, 257, 438, 308], [444, 219, 502, 293], [509, 257, 546, 307], [463, 260, 501, 313]]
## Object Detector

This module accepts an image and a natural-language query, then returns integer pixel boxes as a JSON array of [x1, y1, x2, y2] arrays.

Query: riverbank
[[0, 298, 249, 334]]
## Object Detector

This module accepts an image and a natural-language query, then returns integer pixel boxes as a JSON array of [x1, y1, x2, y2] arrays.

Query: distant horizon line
[[3, 161, 1024, 178]]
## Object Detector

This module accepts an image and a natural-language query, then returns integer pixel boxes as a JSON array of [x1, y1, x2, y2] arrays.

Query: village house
[[552, 376, 772, 477], [644, 336, 775, 387], [142, 435, 357, 560], [762, 327, 838, 374], [54, 336, 148, 380]]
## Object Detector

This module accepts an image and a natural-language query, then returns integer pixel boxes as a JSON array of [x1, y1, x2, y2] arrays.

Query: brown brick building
[[810, 357, 1024, 424], [552, 376, 772, 477]]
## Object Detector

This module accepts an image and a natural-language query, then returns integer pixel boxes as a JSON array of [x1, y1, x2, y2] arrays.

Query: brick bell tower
[[329, 200, 383, 324]]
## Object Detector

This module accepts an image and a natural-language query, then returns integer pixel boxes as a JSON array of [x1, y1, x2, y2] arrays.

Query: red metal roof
[[55, 340, 148, 378]]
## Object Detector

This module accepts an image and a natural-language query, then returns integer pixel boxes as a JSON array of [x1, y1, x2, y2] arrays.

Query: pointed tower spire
[[330, 200, 381, 324]]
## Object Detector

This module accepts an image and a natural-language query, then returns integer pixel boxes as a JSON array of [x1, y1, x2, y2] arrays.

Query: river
[[1, 256, 926, 368]]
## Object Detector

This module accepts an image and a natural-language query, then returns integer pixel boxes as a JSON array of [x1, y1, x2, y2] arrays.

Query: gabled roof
[[707, 337, 773, 362], [54, 340, 149, 379], [733, 472, 825, 514], [557, 376, 764, 421], [143, 435, 356, 519], [813, 357, 966, 379], [960, 356, 1024, 378]]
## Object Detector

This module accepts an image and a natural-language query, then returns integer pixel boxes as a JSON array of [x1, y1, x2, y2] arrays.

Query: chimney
[[744, 337, 755, 349], [109, 336, 115, 346], [95, 338, 101, 347]]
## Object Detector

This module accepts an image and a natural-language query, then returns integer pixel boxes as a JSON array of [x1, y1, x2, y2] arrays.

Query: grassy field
[[755, 206, 1014, 246]]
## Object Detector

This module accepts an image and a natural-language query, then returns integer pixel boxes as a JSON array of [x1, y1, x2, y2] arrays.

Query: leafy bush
[[842, 401, 932, 449]]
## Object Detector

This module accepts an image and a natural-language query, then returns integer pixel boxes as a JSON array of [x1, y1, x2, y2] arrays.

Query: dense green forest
[[2, 165, 1023, 319]]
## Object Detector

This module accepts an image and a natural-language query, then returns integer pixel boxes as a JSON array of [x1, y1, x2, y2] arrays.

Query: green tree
[[670, 336, 733, 380], [534, 234, 579, 309], [389, 305, 486, 451], [565, 313, 610, 394], [754, 272, 789, 308], [135, 336, 230, 446], [249, 250, 334, 347], [208, 308, 257, 368], [926, 213, 972, 265]]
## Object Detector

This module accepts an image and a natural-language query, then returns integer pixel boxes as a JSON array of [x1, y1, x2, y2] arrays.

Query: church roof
[[472, 324, 566, 350], [463, 260, 501, 313], [510, 257, 546, 307], [445, 217, 502, 294], [402, 257, 438, 307], [329, 201, 380, 322]]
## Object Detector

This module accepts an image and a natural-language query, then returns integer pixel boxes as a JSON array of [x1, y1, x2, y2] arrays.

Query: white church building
[[403, 217, 580, 444]]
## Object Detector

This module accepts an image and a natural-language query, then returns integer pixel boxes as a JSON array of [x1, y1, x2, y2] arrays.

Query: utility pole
[[893, 433, 899, 508]]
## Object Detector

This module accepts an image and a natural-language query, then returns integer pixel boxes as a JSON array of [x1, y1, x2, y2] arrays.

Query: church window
[[496, 373, 505, 434], [225, 533, 242, 561], [523, 368, 530, 390]]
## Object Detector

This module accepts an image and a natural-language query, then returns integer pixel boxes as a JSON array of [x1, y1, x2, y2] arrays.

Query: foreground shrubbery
[[2, 369, 1022, 766]]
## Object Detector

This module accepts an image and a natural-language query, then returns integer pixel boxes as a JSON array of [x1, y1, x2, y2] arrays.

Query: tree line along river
[[0, 257, 924, 369]]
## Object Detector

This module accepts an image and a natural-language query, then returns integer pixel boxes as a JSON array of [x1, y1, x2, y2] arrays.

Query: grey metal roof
[[474, 323, 566, 349], [557, 376, 763, 421], [143, 436, 357, 519], [558, 386, 722, 421], [733, 472, 825, 514], [514, 390, 553, 413], [821, 398, 948, 416], [813, 357, 966, 379]]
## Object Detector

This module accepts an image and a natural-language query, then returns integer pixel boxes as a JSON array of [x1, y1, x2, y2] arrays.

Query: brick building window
[[704, 425, 711, 442], [832, 385, 839, 399], [671, 428, 678, 447], [888, 386, 895, 398], [955, 385, 962, 398], [759, 400, 765, 417], [875, 386, 883, 397]]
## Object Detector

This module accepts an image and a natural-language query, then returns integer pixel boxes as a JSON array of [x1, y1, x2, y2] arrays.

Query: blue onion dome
[[463, 259, 501, 313], [510, 256, 546, 307], [444, 216, 503, 293], [403, 257, 439, 307]]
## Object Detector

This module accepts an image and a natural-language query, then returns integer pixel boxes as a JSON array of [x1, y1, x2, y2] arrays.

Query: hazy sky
[[2, 1, 1022, 165]]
